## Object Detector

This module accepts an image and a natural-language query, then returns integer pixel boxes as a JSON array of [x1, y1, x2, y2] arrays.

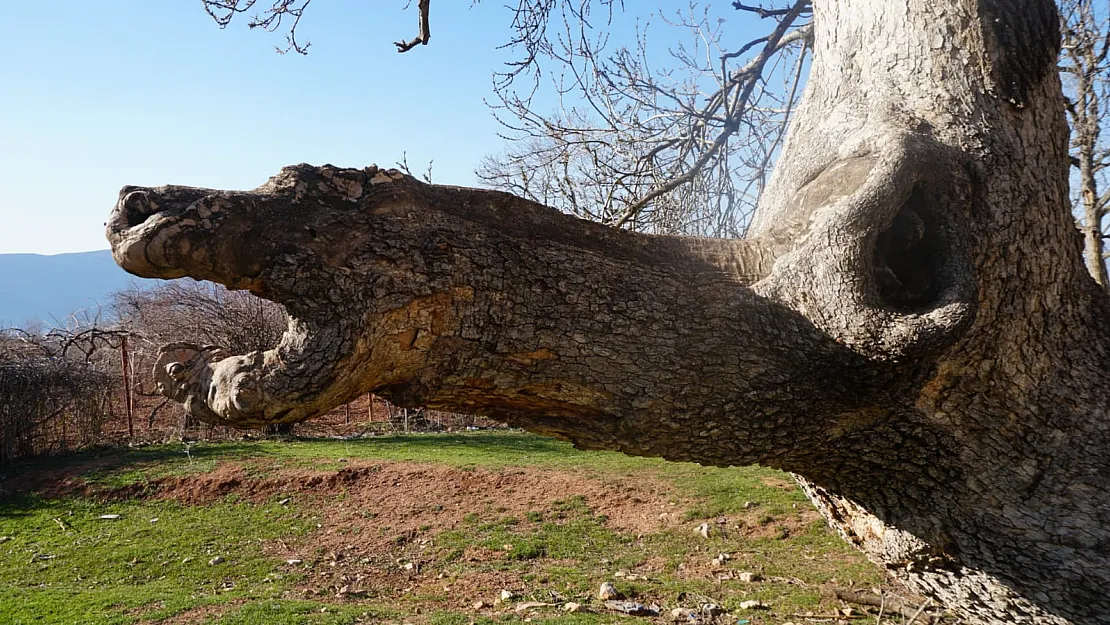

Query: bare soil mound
[[70, 460, 682, 535]]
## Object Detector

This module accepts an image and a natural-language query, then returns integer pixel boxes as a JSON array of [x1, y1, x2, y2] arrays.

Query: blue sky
[[0, 1, 755, 254]]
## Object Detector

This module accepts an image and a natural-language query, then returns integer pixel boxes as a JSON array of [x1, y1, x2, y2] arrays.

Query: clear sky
[[0, 1, 752, 254]]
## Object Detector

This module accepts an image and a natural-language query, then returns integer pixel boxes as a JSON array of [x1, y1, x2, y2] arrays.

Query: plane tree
[[1061, 0, 1110, 287], [107, 1, 1110, 623]]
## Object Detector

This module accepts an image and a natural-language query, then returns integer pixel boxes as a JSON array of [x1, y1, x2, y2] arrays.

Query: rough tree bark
[[106, 1, 1110, 623]]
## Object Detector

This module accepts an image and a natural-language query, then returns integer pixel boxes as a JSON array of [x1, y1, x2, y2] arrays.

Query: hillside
[[0, 250, 158, 328], [0, 432, 936, 625]]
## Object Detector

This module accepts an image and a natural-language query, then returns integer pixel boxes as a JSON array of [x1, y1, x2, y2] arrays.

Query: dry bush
[[0, 280, 504, 466], [0, 330, 115, 467]]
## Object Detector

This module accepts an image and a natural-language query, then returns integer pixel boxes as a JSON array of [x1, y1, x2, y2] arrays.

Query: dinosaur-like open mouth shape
[[106, 177, 333, 427], [106, 184, 227, 282], [106, 165, 419, 428], [118, 187, 162, 229]]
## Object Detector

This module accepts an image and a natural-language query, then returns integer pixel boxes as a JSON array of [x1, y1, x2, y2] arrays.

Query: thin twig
[[905, 598, 932, 625]]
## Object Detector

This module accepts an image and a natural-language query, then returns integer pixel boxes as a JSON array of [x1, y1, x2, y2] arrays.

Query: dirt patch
[[138, 600, 243, 625], [759, 475, 799, 491], [90, 460, 687, 607], [61, 460, 684, 535]]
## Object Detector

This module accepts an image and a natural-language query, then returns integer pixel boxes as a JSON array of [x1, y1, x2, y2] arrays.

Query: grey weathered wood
[[106, 1, 1110, 623]]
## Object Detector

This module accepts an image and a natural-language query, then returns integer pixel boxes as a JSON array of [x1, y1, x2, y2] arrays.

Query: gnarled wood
[[107, 1, 1110, 623]]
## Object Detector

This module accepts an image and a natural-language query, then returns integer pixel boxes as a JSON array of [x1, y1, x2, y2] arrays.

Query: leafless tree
[[200, 0, 432, 55], [202, 0, 314, 54], [200, 1, 809, 236], [1060, 0, 1110, 288], [112, 279, 286, 356], [479, 2, 812, 236]]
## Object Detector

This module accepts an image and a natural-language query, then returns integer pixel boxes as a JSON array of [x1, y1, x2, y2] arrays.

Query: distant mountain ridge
[[0, 250, 159, 328]]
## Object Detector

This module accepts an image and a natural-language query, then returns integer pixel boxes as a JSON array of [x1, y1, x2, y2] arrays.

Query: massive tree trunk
[[106, 1, 1110, 623]]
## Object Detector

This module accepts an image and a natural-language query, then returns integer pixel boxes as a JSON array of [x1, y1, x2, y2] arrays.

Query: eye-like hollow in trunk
[[872, 184, 952, 312]]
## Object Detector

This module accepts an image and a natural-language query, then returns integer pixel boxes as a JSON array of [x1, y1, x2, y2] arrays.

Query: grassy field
[[0, 431, 909, 624]]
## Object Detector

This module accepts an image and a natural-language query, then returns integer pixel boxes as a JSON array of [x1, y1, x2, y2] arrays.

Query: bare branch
[[394, 0, 432, 52], [202, 0, 313, 54], [612, 0, 809, 228], [731, 2, 805, 19]]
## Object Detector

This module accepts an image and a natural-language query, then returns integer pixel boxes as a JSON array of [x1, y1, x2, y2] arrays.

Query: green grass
[[0, 494, 323, 625], [0, 431, 889, 624]]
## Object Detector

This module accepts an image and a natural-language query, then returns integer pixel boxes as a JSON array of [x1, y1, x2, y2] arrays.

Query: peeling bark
[[107, 1, 1110, 623]]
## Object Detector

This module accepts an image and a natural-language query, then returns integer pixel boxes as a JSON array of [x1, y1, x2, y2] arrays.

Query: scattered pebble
[[208, 556, 225, 566], [286, 559, 303, 566], [599, 581, 622, 600], [738, 600, 768, 610], [500, 589, 514, 601], [473, 600, 489, 610], [738, 571, 760, 583], [563, 602, 584, 613], [695, 523, 711, 538], [514, 601, 554, 612], [700, 603, 723, 616], [604, 600, 659, 616]]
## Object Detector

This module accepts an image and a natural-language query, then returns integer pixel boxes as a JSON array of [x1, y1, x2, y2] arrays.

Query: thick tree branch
[[394, 0, 431, 52], [110, 166, 867, 458], [731, 2, 808, 18]]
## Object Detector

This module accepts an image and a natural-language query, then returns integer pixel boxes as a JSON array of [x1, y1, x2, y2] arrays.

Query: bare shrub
[[0, 330, 114, 467]]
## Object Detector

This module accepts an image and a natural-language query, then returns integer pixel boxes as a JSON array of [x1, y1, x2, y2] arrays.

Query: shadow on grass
[[11, 441, 263, 472], [0, 441, 269, 497], [340, 431, 571, 455], [0, 431, 571, 496], [0, 495, 35, 518]]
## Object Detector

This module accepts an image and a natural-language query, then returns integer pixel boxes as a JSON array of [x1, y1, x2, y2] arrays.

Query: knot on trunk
[[754, 133, 977, 360]]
